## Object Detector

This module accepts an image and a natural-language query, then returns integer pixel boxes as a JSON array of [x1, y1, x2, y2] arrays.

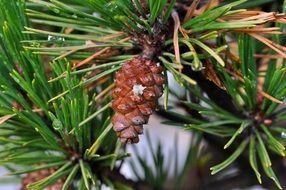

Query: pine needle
[[255, 54, 286, 59], [0, 114, 15, 125], [0, 108, 43, 125], [249, 33, 286, 58], [224, 68, 284, 104], [72, 37, 130, 69], [183, 0, 200, 22], [172, 11, 181, 70], [94, 83, 115, 102]]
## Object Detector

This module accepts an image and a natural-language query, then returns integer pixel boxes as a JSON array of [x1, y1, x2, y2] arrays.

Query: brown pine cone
[[21, 168, 65, 190], [111, 56, 165, 143]]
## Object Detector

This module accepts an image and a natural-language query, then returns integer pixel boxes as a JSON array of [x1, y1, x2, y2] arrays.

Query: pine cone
[[111, 56, 165, 143], [21, 168, 65, 190]]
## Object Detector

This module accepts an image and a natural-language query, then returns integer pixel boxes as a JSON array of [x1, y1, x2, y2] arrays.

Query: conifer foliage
[[0, 0, 286, 189]]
